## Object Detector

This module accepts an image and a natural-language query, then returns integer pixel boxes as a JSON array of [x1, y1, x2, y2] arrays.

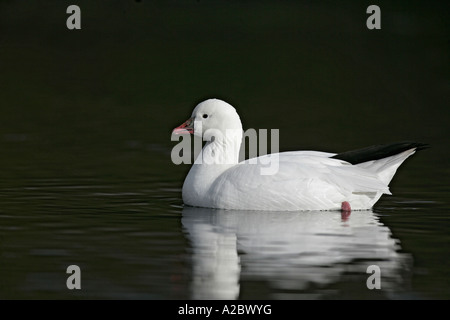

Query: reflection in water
[[182, 207, 412, 299]]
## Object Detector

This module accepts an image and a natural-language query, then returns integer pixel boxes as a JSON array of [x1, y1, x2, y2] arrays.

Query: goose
[[172, 98, 427, 211]]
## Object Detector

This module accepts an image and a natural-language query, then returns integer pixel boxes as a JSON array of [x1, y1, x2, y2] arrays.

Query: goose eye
[[202, 114, 208, 119]]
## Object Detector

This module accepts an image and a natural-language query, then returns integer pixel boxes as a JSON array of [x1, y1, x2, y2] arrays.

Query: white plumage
[[172, 99, 422, 211]]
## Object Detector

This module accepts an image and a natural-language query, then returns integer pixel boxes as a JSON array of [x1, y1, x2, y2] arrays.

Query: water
[[0, 1, 449, 299], [1, 171, 448, 299]]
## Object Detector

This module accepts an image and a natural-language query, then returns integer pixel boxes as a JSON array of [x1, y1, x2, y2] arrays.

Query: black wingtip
[[331, 141, 430, 165], [413, 142, 431, 151]]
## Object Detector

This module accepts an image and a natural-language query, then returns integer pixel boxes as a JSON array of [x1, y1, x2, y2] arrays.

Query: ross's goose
[[172, 99, 427, 211]]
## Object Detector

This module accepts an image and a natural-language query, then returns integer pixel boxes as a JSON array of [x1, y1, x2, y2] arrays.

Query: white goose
[[172, 99, 427, 211]]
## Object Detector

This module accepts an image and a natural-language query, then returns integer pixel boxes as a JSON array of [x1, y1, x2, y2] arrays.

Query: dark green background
[[0, 0, 448, 299]]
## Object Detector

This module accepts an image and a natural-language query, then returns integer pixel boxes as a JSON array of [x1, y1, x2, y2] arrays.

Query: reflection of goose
[[182, 206, 411, 299], [172, 99, 427, 211]]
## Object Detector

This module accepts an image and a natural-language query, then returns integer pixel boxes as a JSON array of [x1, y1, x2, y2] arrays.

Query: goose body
[[172, 99, 426, 211]]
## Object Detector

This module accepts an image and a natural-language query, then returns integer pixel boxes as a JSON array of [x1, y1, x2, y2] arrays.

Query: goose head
[[173, 99, 243, 143]]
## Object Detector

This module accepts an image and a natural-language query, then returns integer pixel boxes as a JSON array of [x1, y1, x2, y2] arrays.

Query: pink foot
[[341, 201, 351, 212], [341, 201, 351, 221]]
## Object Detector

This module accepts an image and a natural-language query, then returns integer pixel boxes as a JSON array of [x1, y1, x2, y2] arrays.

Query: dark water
[[0, 1, 449, 299]]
